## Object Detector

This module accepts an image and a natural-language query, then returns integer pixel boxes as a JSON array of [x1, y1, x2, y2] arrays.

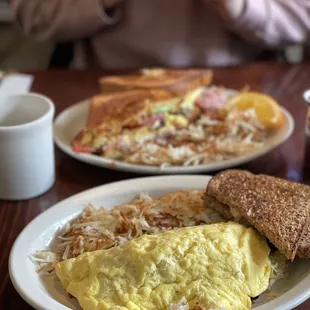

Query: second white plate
[[54, 99, 294, 174], [9, 175, 310, 310]]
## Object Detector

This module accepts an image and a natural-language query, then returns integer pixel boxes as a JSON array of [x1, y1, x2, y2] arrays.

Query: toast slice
[[86, 89, 176, 129], [72, 88, 188, 151], [73, 69, 213, 154], [99, 68, 213, 96], [205, 169, 310, 260]]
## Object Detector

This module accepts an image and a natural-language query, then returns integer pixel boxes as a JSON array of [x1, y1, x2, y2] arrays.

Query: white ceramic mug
[[0, 93, 55, 200]]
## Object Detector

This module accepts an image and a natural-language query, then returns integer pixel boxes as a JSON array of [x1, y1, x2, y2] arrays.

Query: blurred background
[[0, 0, 307, 70], [0, 0, 53, 70]]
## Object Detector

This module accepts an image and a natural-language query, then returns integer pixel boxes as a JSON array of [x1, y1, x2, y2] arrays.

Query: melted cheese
[[180, 87, 205, 109]]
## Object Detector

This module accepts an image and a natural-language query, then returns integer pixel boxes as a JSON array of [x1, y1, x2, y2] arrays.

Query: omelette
[[56, 222, 271, 310]]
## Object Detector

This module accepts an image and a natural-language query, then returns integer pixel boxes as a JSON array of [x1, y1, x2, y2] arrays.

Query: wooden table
[[1, 62, 310, 309]]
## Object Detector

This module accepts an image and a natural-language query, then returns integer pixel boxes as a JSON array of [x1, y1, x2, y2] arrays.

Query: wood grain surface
[[1, 62, 310, 309]]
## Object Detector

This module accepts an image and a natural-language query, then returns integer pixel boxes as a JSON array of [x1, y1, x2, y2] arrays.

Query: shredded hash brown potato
[[31, 190, 225, 274], [127, 109, 266, 167]]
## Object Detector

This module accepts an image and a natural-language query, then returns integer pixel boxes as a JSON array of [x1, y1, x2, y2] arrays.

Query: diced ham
[[196, 87, 228, 111]]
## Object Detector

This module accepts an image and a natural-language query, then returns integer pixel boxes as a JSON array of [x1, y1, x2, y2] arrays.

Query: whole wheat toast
[[205, 170, 310, 260]]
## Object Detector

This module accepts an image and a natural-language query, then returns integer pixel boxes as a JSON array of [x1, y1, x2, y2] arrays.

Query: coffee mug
[[0, 93, 55, 200]]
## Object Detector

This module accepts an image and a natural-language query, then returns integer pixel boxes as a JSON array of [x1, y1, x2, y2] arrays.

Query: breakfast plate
[[53, 99, 294, 174], [9, 175, 310, 310]]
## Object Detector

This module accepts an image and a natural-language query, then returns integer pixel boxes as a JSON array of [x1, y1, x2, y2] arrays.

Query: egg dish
[[72, 69, 283, 167], [56, 223, 273, 310], [31, 188, 288, 310]]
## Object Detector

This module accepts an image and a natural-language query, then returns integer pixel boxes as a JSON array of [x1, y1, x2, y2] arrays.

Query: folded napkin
[[0, 73, 34, 96]]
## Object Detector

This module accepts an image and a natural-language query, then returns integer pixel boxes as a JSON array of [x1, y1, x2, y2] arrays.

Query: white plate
[[53, 99, 295, 174], [9, 176, 310, 310]]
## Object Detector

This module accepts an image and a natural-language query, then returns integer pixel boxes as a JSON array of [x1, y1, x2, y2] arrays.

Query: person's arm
[[10, 0, 122, 41], [211, 0, 310, 47]]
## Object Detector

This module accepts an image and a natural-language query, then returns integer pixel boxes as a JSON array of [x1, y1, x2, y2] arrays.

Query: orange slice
[[225, 92, 284, 128]]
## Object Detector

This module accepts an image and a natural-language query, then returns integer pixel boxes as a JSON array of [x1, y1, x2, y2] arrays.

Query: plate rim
[[53, 99, 295, 174], [9, 175, 310, 310]]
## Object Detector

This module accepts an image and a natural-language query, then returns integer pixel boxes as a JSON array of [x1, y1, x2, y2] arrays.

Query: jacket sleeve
[[233, 0, 310, 47], [10, 0, 119, 41]]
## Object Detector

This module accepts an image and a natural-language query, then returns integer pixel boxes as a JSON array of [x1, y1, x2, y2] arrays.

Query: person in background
[[10, 0, 310, 69]]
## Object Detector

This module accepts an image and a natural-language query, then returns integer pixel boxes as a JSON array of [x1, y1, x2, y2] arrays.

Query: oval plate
[[9, 175, 310, 310], [53, 99, 295, 174]]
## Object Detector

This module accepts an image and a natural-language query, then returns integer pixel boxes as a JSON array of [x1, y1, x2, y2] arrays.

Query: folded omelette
[[56, 222, 271, 310]]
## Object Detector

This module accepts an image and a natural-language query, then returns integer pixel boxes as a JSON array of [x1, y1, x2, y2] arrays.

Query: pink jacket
[[11, 0, 310, 68]]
